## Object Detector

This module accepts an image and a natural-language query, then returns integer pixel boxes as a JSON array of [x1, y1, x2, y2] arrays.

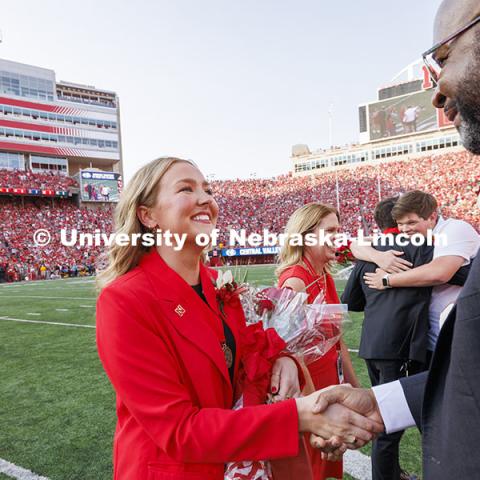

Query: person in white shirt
[[402, 106, 420, 133], [101, 185, 111, 201]]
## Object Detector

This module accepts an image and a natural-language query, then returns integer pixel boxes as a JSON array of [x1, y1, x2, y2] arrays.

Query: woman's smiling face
[[148, 162, 219, 245]]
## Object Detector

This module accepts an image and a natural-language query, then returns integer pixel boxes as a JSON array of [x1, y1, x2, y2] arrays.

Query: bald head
[[434, 0, 480, 42], [430, 0, 480, 156]]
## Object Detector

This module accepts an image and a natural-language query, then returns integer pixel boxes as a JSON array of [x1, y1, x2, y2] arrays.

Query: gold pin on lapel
[[175, 304, 186, 317]]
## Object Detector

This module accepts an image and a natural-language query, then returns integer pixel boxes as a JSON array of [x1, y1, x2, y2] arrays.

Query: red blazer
[[96, 249, 300, 480]]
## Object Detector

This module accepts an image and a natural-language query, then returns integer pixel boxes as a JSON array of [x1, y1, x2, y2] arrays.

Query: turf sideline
[[0, 316, 95, 329], [0, 458, 50, 480], [344, 450, 373, 479], [0, 295, 94, 300]]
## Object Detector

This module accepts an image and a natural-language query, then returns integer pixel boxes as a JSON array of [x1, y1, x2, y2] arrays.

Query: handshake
[[295, 384, 384, 461]]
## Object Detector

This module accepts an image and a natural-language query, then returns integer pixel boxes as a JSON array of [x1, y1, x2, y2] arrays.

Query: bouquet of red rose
[[335, 239, 355, 265], [241, 285, 348, 365]]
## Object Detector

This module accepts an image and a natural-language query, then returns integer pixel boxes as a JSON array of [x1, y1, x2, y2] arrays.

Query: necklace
[[303, 257, 327, 298], [221, 342, 234, 369], [216, 305, 234, 370], [216, 310, 233, 369], [193, 283, 233, 370]]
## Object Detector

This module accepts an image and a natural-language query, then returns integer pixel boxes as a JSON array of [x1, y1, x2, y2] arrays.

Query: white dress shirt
[[372, 381, 416, 433]]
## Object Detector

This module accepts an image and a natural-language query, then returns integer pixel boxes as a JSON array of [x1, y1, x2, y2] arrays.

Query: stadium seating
[[214, 151, 480, 243], [0, 150, 479, 281], [0, 169, 78, 190], [0, 196, 113, 282]]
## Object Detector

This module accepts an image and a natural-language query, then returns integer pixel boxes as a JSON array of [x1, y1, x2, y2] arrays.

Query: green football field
[[0, 265, 422, 480]]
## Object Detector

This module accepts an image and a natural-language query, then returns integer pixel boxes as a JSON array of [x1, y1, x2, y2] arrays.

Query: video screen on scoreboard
[[80, 170, 123, 203], [368, 89, 437, 141]]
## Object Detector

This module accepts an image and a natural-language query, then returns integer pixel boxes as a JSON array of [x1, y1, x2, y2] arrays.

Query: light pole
[[377, 165, 382, 201], [335, 170, 340, 212], [328, 102, 334, 148]]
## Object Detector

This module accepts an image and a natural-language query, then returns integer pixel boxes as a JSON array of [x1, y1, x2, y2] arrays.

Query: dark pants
[[365, 356, 430, 480]]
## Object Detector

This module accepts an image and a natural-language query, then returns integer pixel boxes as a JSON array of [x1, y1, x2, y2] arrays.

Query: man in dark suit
[[312, 1, 480, 478], [343, 197, 432, 370], [341, 197, 469, 480]]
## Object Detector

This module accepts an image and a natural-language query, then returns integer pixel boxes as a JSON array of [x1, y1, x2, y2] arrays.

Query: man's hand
[[364, 268, 388, 290], [376, 250, 412, 273], [295, 388, 383, 447], [313, 384, 383, 424], [309, 384, 384, 454]]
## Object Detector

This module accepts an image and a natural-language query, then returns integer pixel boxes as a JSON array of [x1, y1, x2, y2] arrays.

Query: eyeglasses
[[422, 15, 480, 85]]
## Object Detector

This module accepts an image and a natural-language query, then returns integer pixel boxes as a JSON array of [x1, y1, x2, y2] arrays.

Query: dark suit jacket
[[342, 239, 433, 363], [400, 255, 480, 479], [342, 239, 471, 363]]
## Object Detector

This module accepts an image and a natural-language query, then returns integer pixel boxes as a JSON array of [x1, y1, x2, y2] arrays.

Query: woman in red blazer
[[96, 157, 381, 480]]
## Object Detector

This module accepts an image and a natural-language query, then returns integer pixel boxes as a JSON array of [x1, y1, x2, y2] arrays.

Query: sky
[[1, 0, 442, 182]]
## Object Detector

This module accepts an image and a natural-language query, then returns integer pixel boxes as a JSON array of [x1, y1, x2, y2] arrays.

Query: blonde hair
[[96, 156, 194, 290], [275, 202, 339, 279]]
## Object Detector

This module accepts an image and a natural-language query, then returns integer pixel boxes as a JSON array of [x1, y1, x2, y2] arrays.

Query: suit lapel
[[139, 250, 233, 389]]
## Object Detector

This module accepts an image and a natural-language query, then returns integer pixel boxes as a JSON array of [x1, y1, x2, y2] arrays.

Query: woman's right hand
[[295, 390, 383, 448]]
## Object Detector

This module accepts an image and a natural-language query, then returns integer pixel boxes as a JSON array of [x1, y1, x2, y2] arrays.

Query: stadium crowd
[[0, 150, 479, 281], [214, 150, 480, 243], [0, 197, 113, 282], [0, 169, 78, 191]]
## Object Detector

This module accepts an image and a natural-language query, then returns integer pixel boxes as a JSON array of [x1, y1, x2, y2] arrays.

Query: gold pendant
[[221, 342, 233, 369]]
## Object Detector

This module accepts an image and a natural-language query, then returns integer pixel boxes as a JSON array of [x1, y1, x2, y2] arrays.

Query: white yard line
[[0, 316, 95, 329], [1, 286, 94, 290], [55, 309, 69, 312], [26, 313, 41, 316], [348, 348, 360, 353], [0, 279, 95, 288], [0, 295, 94, 300], [344, 450, 372, 480], [0, 458, 50, 480]]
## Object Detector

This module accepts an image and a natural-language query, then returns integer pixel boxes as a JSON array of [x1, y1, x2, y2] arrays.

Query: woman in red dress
[[277, 202, 360, 480], [95, 158, 378, 480]]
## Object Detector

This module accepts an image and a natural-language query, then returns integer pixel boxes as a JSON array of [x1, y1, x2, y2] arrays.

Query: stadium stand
[[0, 169, 78, 190], [215, 151, 480, 243], [0, 151, 478, 281], [0, 196, 113, 282]]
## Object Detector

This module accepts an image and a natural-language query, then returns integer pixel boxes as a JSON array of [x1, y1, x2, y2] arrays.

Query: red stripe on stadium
[[0, 119, 82, 137], [0, 96, 59, 113], [0, 140, 64, 156], [0, 119, 57, 133], [0, 97, 96, 117], [0, 142, 91, 158]]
